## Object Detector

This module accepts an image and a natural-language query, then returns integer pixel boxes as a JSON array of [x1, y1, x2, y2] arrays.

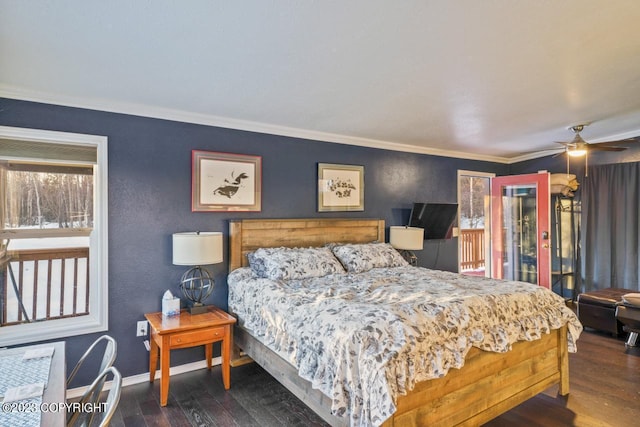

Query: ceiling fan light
[[567, 148, 587, 157]]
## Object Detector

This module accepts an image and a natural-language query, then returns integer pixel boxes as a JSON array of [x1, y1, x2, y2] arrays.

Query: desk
[[145, 306, 236, 406], [0, 341, 66, 427]]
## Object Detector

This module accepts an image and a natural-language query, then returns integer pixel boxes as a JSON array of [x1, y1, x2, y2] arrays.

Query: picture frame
[[317, 163, 364, 212], [192, 150, 262, 212]]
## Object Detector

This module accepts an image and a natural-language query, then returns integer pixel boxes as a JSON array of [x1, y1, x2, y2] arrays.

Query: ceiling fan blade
[[588, 145, 627, 152], [594, 136, 640, 146], [521, 147, 565, 157]]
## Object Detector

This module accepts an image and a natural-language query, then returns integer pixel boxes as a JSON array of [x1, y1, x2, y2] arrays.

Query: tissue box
[[162, 298, 180, 317]]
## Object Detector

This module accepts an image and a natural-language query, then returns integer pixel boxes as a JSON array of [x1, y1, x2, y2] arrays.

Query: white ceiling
[[2, 1, 640, 163]]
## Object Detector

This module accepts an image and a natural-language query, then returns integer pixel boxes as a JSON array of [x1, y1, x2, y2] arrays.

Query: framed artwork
[[192, 150, 262, 212], [317, 163, 364, 212]]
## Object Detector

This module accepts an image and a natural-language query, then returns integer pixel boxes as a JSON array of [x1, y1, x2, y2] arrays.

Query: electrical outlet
[[137, 320, 148, 337]]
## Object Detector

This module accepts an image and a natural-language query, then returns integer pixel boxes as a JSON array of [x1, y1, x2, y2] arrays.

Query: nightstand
[[145, 305, 237, 406]]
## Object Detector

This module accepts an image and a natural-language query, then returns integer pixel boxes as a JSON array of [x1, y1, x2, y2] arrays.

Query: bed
[[227, 218, 582, 427]]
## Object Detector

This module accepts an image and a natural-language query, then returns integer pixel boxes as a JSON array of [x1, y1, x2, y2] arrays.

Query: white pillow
[[331, 242, 408, 273], [248, 246, 345, 280]]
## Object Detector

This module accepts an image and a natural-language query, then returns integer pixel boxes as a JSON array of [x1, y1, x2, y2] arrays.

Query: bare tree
[[460, 176, 488, 229], [3, 168, 93, 229], [30, 173, 42, 227]]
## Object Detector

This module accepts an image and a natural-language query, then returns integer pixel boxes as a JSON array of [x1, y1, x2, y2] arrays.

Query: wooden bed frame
[[228, 218, 569, 427]]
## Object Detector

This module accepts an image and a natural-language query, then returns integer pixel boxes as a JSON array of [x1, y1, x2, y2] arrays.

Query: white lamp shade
[[390, 226, 424, 250], [172, 232, 223, 266]]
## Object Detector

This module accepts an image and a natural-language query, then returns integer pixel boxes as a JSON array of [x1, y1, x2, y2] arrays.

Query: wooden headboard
[[228, 218, 385, 271]]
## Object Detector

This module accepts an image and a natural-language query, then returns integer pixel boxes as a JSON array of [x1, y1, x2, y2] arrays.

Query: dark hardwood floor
[[109, 330, 639, 427]]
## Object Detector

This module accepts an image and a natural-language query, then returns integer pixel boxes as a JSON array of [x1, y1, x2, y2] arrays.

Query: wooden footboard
[[234, 324, 568, 427], [384, 325, 569, 426], [228, 218, 570, 426]]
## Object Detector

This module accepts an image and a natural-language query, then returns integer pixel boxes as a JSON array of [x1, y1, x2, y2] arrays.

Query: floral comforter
[[228, 266, 582, 427]]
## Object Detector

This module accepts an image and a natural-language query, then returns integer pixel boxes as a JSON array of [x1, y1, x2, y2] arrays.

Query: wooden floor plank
[[138, 397, 173, 427], [198, 370, 268, 427], [111, 330, 639, 426]]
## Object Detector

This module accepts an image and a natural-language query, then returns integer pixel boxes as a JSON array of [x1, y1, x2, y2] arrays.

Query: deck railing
[[460, 228, 485, 271], [1, 247, 89, 326]]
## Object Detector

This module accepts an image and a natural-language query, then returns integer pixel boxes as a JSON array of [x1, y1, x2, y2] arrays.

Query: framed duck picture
[[192, 150, 262, 212]]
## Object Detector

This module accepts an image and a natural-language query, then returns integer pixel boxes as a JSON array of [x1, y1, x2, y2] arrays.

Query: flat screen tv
[[409, 202, 458, 240]]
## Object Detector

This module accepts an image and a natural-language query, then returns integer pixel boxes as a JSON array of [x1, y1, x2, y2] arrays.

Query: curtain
[[581, 162, 640, 292]]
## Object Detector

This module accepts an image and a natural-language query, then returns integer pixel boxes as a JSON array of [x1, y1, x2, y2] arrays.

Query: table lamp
[[172, 231, 223, 314], [390, 226, 424, 266]]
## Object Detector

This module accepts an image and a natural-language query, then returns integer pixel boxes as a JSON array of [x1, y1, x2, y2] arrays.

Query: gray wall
[[0, 98, 510, 387]]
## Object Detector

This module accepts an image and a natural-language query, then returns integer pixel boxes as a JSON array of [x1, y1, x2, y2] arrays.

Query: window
[[0, 126, 108, 346], [457, 170, 493, 277]]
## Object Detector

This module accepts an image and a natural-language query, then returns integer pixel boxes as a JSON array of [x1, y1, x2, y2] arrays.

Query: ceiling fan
[[556, 124, 634, 157], [554, 124, 640, 177]]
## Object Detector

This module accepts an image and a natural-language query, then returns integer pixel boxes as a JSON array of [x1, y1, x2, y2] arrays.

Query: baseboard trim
[[66, 356, 222, 399]]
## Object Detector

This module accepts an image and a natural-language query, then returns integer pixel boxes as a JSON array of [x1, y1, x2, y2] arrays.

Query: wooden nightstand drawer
[[170, 326, 225, 347]]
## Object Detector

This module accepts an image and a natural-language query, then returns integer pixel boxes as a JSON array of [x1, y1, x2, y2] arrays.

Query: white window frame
[[0, 126, 108, 346]]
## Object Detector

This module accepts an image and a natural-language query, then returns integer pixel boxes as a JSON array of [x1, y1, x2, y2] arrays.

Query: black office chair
[[67, 366, 122, 427]]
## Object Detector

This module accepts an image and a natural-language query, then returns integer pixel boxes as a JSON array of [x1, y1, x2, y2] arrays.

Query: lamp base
[[179, 266, 215, 315], [189, 304, 209, 315], [398, 249, 418, 267]]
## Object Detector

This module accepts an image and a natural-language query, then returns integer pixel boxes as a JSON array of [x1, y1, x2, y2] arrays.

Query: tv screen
[[409, 203, 458, 240]]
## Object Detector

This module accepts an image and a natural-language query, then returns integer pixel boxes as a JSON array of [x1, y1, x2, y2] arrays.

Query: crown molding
[[505, 149, 565, 164], [1, 85, 514, 164]]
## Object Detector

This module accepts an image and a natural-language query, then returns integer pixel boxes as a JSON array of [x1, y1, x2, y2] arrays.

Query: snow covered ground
[[3, 235, 89, 324]]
